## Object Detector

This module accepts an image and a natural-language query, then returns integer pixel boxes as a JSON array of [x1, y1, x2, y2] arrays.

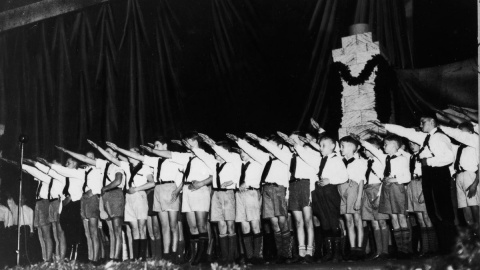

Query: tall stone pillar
[[332, 25, 382, 139]]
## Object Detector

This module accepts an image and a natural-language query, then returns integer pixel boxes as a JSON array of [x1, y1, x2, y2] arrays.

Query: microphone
[[18, 134, 28, 144]]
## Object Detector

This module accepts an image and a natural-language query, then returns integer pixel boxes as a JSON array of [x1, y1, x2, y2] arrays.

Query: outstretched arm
[[104, 141, 145, 162], [87, 140, 121, 167], [139, 144, 172, 159], [55, 146, 96, 166]]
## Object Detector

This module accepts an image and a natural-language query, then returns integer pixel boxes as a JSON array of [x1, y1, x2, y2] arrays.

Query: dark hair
[[458, 122, 474, 133], [384, 134, 403, 148], [267, 134, 285, 146], [339, 136, 360, 149], [153, 136, 169, 145], [366, 137, 382, 148], [182, 131, 201, 142], [216, 141, 233, 152], [421, 113, 438, 125]]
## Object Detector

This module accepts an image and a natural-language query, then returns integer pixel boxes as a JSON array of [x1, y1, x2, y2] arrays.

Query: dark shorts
[[102, 188, 125, 219], [362, 184, 389, 220], [147, 189, 156, 216], [288, 179, 310, 211], [80, 194, 100, 220], [262, 184, 288, 219], [379, 182, 407, 215], [407, 179, 427, 212], [48, 199, 61, 223], [34, 199, 50, 227], [311, 184, 341, 232]]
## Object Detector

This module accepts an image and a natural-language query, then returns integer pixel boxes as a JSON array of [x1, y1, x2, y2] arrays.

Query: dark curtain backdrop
[[0, 0, 476, 199]]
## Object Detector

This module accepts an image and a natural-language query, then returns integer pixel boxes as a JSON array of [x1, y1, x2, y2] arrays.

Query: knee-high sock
[[139, 239, 147, 260], [219, 234, 229, 261], [242, 233, 253, 259], [420, 228, 429, 254], [428, 227, 438, 253], [274, 231, 283, 258], [150, 239, 156, 259], [155, 239, 163, 260], [373, 229, 382, 255], [380, 228, 390, 254], [281, 231, 291, 258], [392, 229, 403, 253], [176, 240, 184, 262], [401, 228, 411, 253], [133, 240, 139, 260], [227, 234, 238, 262], [313, 226, 323, 258], [253, 233, 263, 259]]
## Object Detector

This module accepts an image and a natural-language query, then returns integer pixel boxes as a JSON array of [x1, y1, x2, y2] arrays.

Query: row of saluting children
[[11, 114, 479, 265]]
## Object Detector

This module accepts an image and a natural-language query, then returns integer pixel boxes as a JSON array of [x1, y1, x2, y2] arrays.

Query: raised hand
[[349, 133, 362, 142], [226, 133, 239, 142], [171, 140, 183, 146], [448, 104, 463, 113], [23, 158, 36, 166], [36, 157, 50, 167], [87, 139, 98, 149], [55, 145, 66, 152], [298, 136, 310, 145], [245, 132, 260, 141], [148, 143, 155, 148], [106, 142, 119, 151], [277, 131, 295, 145], [140, 145, 153, 152], [0, 157, 19, 166], [368, 120, 384, 128], [310, 118, 326, 133], [182, 139, 193, 150], [198, 133, 215, 146]]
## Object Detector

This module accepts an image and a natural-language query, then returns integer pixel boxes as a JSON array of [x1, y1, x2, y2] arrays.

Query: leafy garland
[[332, 54, 388, 86], [333, 54, 392, 123]]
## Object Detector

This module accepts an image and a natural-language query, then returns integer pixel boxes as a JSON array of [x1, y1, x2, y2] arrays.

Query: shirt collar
[[428, 127, 438, 135]]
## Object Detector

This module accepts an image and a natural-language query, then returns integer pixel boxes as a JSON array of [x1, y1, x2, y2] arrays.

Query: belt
[[263, 182, 279, 187], [49, 198, 59, 202], [155, 181, 175, 185], [36, 198, 46, 202], [213, 188, 232, 192], [105, 187, 122, 192], [289, 178, 309, 183]]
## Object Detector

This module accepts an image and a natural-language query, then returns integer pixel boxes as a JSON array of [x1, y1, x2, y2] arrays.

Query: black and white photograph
[[0, 0, 478, 269]]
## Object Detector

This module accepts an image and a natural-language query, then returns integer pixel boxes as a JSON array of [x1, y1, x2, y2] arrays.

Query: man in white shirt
[[372, 115, 456, 254]]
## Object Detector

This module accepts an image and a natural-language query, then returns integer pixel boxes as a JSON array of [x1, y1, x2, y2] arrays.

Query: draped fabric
[[393, 59, 478, 127]]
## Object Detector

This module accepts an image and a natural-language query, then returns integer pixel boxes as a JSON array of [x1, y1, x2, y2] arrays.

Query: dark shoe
[[332, 238, 342, 263], [303, 255, 314, 264], [286, 256, 301, 264], [320, 238, 334, 262], [367, 253, 381, 261]]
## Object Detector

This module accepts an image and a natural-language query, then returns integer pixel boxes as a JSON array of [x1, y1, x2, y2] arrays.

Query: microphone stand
[[17, 135, 27, 266]]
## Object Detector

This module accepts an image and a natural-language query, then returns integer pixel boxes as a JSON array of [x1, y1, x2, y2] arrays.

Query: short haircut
[[384, 134, 403, 148], [421, 113, 438, 125], [319, 135, 335, 145], [366, 137, 382, 148], [339, 136, 360, 149], [153, 136, 169, 145], [216, 141, 233, 152], [458, 122, 474, 133], [267, 134, 284, 146], [182, 131, 201, 142]]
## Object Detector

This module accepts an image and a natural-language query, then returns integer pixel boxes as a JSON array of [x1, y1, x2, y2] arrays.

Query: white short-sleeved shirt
[[144, 156, 182, 186], [96, 159, 126, 189], [345, 156, 368, 184], [171, 152, 211, 183], [124, 163, 153, 188]]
